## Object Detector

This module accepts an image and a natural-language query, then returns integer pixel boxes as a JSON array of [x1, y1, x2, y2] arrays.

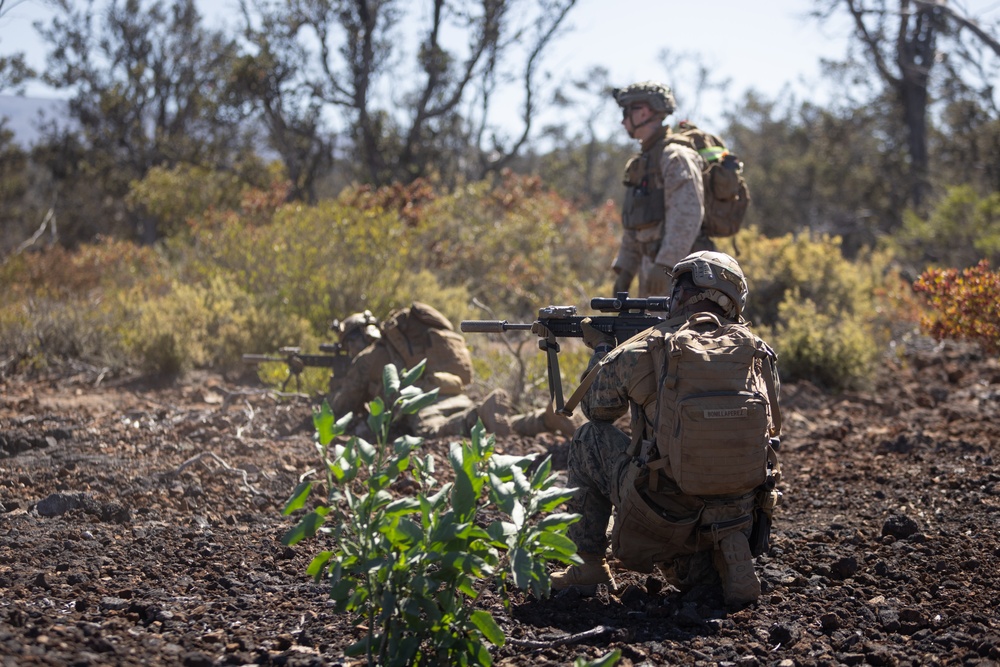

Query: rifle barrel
[[242, 354, 284, 364], [460, 320, 534, 333]]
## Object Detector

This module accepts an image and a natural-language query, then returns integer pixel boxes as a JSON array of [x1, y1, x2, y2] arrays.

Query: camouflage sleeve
[[613, 228, 643, 275], [580, 341, 656, 423], [328, 344, 391, 418], [654, 143, 705, 269]]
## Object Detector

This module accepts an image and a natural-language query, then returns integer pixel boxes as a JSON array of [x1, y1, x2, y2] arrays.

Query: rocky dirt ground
[[1, 339, 999, 667]]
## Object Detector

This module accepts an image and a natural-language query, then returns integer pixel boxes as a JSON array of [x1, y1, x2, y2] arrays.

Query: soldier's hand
[[580, 317, 615, 350]]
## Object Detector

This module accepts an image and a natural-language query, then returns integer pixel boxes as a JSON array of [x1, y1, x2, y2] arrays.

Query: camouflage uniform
[[558, 251, 775, 606], [613, 82, 713, 298], [329, 304, 582, 438], [567, 314, 684, 555]]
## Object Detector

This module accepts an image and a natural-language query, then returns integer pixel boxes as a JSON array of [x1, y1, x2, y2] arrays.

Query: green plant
[[913, 259, 1000, 354], [736, 226, 892, 389], [282, 361, 581, 667], [574, 651, 623, 667]]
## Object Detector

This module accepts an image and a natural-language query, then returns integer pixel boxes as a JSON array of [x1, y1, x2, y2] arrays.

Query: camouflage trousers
[[564, 421, 634, 555], [566, 420, 754, 593]]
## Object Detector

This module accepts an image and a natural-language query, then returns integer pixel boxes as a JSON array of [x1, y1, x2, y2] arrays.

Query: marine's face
[[342, 329, 371, 358], [621, 102, 653, 137]]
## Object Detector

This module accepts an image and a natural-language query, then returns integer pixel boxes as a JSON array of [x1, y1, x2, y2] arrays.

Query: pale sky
[[3, 0, 1000, 137]]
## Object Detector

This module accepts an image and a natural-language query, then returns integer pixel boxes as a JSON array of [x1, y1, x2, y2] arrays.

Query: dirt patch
[[1, 343, 999, 666]]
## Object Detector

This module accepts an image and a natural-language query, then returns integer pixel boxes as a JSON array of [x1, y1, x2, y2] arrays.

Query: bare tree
[[237, 0, 578, 188], [816, 0, 1000, 210], [0, 0, 36, 93]]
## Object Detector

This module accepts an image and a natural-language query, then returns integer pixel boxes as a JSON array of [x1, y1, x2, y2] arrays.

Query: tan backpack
[[381, 302, 474, 390], [645, 312, 781, 496], [608, 312, 781, 572], [667, 121, 750, 238]]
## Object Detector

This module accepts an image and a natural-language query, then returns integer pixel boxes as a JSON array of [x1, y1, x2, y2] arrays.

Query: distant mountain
[[0, 94, 70, 147]]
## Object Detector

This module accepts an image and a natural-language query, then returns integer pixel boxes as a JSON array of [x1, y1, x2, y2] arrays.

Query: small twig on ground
[[167, 451, 260, 495], [506, 624, 619, 649]]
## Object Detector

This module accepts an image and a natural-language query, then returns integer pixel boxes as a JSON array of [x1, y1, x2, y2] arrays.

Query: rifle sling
[[558, 327, 653, 416]]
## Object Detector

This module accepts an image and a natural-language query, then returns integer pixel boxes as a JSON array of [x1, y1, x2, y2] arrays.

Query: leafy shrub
[[736, 227, 890, 389], [118, 275, 317, 376], [0, 239, 168, 375], [891, 186, 1000, 272], [283, 361, 581, 666], [913, 259, 1000, 354], [126, 162, 271, 240], [0, 297, 128, 376], [765, 290, 880, 390]]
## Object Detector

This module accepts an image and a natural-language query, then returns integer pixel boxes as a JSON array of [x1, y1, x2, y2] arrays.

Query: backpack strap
[[559, 325, 658, 416], [757, 340, 783, 437]]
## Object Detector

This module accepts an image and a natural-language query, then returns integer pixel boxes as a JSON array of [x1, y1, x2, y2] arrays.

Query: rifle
[[461, 293, 668, 414], [242, 344, 350, 392]]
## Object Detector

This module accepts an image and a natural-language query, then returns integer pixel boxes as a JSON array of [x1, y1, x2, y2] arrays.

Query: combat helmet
[[612, 81, 677, 117], [668, 251, 748, 320], [332, 310, 381, 348]]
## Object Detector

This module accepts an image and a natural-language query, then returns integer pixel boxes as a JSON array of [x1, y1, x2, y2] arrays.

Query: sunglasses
[[622, 103, 647, 119]]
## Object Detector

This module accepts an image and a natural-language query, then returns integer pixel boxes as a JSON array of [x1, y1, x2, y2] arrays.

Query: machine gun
[[242, 344, 350, 392], [461, 293, 668, 414]]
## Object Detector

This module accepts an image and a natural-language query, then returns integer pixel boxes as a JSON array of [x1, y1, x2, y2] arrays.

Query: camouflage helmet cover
[[333, 310, 381, 342], [669, 251, 749, 319], [612, 81, 677, 116]]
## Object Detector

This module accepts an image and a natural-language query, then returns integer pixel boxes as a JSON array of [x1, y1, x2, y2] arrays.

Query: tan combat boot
[[550, 553, 617, 596], [713, 531, 761, 608]]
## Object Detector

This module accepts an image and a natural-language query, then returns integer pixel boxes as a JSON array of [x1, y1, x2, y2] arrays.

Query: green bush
[[735, 227, 890, 390], [283, 361, 581, 666], [890, 185, 1000, 271], [119, 275, 318, 376]]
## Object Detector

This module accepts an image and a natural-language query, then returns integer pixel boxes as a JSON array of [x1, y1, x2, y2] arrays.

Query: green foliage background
[[0, 170, 929, 394]]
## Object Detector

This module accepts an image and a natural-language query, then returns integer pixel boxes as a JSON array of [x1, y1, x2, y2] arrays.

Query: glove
[[580, 317, 615, 351]]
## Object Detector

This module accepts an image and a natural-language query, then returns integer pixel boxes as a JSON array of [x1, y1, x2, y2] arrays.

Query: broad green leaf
[[529, 456, 553, 489], [534, 530, 578, 556], [386, 517, 424, 548], [282, 481, 312, 515], [530, 487, 576, 514], [312, 401, 337, 446], [398, 389, 439, 415], [511, 500, 525, 530], [393, 434, 422, 456], [510, 465, 531, 496], [384, 496, 421, 517], [487, 474, 516, 514], [368, 396, 385, 417], [281, 506, 330, 545], [357, 438, 377, 465], [509, 547, 533, 590], [488, 453, 535, 480], [306, 551, 333, 580], [449, 444, 477, 515], [486, 520, 517, 547], [400, 359, 426, 387], [470, 610, 505, 647], [382, 363, 401, 396], [535, 512, 582, 531], [399, 384, 421, 397], [457, 575, 479, 600]]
